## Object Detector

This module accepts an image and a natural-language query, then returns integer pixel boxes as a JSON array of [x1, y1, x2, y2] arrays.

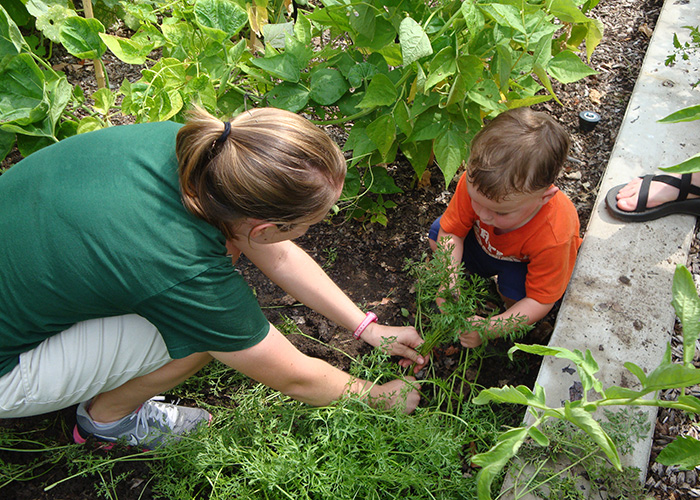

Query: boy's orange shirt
[[440, 173, 582, 304]]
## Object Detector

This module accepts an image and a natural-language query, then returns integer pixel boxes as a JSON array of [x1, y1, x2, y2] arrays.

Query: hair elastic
[[214, 121, 231, 147]]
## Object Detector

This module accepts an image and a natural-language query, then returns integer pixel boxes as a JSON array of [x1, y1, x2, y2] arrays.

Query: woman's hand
[[361, 323, 428, 373], [368, 377, 421, 414]]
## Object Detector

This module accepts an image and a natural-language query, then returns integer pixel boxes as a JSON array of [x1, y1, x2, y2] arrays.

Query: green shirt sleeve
[[135, 263, 270, 358]]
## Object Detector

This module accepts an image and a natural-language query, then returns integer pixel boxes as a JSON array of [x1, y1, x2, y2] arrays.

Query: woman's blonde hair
[[176, 107, 346, 239]]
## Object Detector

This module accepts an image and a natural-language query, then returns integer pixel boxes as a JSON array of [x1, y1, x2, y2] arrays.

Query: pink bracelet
[[353, 312, 378, 340]]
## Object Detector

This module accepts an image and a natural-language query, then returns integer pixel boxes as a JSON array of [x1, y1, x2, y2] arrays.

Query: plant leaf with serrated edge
[[657, 436, 700, 470], [672, 265, 700, 366], [100, 33, 151, 64], [661, 154, 700, 174], [0, 53, 48, 126], [194, 0, 248, 42], [472, 427, 529, 500], [564, 404, 621, 470], [659, 104, 700, 124]]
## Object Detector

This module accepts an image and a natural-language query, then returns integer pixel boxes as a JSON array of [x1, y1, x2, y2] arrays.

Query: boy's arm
[[435, 228, 465, 305], [460, 297, 555, 348]]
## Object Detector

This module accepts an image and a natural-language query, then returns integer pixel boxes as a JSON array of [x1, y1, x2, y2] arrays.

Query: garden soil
[[2, 1, 687, 498]]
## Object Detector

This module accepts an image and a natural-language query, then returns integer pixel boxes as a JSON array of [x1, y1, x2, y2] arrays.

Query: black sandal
[[605, 173, 700, 222]]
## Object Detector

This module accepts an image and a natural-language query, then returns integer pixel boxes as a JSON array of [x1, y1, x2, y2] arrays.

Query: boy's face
[[467, 182, 557, 232]]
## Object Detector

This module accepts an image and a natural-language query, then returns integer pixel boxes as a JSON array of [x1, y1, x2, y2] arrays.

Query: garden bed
[[0, 0, 677, 498]]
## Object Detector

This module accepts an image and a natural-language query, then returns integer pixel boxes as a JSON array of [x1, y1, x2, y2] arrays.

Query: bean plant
[[2, 0, 603, 224]]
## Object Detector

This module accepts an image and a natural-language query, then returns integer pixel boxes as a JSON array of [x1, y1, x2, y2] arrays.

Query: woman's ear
[[248, 222, 277, 242]]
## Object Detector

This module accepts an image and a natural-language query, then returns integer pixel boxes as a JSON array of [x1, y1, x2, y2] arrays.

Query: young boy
[[429, 107, 581, 348]]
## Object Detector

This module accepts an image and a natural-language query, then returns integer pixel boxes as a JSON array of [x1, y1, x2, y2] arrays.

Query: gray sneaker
[[73, 398, 212, 449]]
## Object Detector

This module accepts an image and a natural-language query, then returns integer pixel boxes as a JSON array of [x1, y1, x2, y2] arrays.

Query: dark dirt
[[0, 0, 671, 498]]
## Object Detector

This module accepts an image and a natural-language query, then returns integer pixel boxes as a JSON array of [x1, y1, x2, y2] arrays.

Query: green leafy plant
[[471, 264, 700, 500], [406, 239, 531, 358]]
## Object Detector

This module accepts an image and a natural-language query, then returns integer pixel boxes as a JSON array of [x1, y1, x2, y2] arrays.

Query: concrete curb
[[501, 0, 700, 497]]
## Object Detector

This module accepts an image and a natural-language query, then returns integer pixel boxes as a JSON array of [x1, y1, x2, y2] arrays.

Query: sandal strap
[[636, 174, 700, 210]]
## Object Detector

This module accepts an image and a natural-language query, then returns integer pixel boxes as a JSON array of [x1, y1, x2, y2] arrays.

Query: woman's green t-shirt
[[0, 122, 269, 377]]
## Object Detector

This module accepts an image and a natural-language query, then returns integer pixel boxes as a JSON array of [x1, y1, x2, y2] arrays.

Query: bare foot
[[616, 172, 700, 211]]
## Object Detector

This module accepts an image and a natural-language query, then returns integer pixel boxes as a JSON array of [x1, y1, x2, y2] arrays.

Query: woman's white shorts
[[0, 315, 172, 418]]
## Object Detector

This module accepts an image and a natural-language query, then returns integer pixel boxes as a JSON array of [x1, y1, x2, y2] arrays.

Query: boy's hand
[[459, 315, 485, 348], [370, 377, 421, 414]]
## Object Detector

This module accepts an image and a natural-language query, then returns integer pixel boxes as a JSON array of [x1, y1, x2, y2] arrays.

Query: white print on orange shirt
[[475, 221, 527, 263]]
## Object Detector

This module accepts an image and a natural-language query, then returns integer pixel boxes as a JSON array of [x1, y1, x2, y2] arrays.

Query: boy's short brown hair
[[467, 107, 570, 201]]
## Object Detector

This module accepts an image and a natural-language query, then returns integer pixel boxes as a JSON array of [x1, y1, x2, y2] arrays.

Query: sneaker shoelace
[[131, 403, 170, 442]]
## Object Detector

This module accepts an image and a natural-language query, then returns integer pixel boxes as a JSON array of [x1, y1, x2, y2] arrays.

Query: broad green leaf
[[367, 166, 402, 194], [644, 361, 700, 393], [624, 361, 648, 386], [661, 154, 700, 174], [356, 16, 395, 52], [409, 108, 444, 141], [0, 5, 23, 58], [457, 55, 484, 92], [528, 426, 550, 447], [16, 132, 54, 156], [0, 53, 48, 126], [533, 63, 561, 105], [425, 46, 456, 90], [461, 1, 485, 36], [604, 385, 645, 400], [251, 53, 301, 82], [549, 0, 590, 23], [494, 44, 512, 91], [0, 128, 15, 159], [266, 82, 309, 112], [399, 16, 432, 66], [186, 74, 217, 111], [659, 104, 700, 124], [585, 19, 604, 62], [100, 33, 152, 65], [444, 74, 466, 108], [143, 58, 187, 87], [481, 4, 526, 34], [194, 0, 248, 42], [564, 405, 621, 470], [59, 16, 106, 60], [472, 427, 529, 500], [678, 395, 700, 414], [92, 88, 115, 115], [28, 2, 76, 43], [344, 124, 375, 166], [347, 62, 378, 89], [77, 115, 103, 134], [506, 95, 552, 108], [2, 0, 30, 28], [378, 44, 402, 67], [357, 73, 397, 109], [366, 114, 396, 159], [309, 68, 348, 105], [393, 101, 411, 136], [546, 50, 597, 84], [473, 384, 545, 407], [262, 22, 294, 49], [657, 436, 700, 470], [672, 265, 700, 366], [467, 79, 503, 112], [294, 13, 312, 46], [434, 128, 467, 185], [401, 140, 432, 178], [146, 88, 183, 122]]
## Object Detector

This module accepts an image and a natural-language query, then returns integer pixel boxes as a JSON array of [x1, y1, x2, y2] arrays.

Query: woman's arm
[[210, 324, 420, 412], [232, 237, 426, 370]]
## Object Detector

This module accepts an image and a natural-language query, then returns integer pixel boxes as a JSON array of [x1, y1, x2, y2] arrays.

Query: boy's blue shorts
[[429, 217, 528, 302]]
